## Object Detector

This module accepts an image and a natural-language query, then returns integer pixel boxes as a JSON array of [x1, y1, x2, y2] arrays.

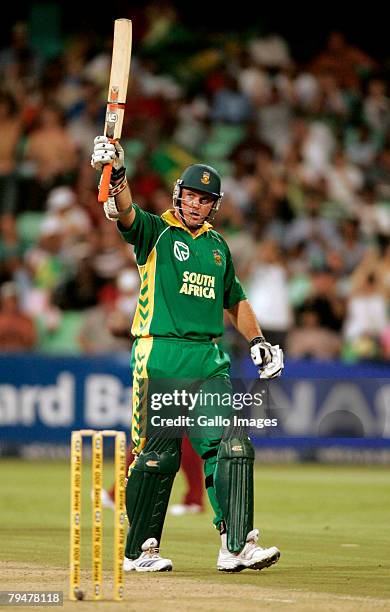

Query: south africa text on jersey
[[179, 271, 216, 299]]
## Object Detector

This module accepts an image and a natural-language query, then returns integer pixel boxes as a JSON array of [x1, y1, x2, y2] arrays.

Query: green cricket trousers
[[131, 335, 232, 525]]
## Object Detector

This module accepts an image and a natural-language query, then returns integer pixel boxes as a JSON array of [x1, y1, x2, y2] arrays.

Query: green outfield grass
[[0, 460, 389, 604]]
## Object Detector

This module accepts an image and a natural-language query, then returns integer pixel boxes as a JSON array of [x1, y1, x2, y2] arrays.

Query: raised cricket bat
[[98, 18, 132, 203]]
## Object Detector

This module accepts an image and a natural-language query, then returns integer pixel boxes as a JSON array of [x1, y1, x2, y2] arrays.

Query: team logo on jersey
[[174, 241, 190, 261], [201, 171, 210, 184], [213, 250, 222, 265]]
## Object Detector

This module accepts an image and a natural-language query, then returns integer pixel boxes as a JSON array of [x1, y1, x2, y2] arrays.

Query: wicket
[[69, 429, 127, 601]]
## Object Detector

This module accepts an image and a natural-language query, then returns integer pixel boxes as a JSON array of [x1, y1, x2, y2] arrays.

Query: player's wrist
[[109, 167, 127, 197], [111, 166, 126, 182], [249, 336, 266, 347], [104, 199, 132, 220], [114, 202, 133, 217], [109, 177, 128, 197]]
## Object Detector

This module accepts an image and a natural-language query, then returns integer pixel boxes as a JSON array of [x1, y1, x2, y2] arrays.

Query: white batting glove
[[259, 345, 284, 379], [250, 337, 273, 367], [91, 135, 125, 171], [250, 336, 284, 379], [103, 197, 120, 221]]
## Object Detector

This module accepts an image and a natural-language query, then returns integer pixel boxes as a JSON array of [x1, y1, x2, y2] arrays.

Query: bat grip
[[98, 163, 113, 203]]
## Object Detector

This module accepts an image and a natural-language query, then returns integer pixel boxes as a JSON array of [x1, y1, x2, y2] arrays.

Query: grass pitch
[[0, 460, 389, 611]]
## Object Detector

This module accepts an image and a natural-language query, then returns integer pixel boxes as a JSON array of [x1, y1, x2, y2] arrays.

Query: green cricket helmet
[[173, 163, 224, 225]]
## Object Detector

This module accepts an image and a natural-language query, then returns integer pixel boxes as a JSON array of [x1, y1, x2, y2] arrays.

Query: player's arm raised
[[91, 136, 135, 229]]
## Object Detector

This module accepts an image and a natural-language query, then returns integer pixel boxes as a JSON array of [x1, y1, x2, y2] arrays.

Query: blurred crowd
[[0, 3, 389, 363]]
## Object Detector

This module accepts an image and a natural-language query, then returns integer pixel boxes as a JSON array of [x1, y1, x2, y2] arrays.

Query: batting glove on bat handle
[[91, 136, 125, 203], [91, 136, 125, 171]]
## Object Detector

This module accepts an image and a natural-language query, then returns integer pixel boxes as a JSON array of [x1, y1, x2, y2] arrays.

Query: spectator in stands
[[67, 81, 105, 161], [210, 73, 254, 124], [236, 50, 270, 106], [363, 78, 390, 138], [25, 216, 67, 291], [367, 148, 390, 200], [256, 84, 292, 156], [24, 103, 78, 209], [376, 236, 390, 300], [338, 218, 366, 274], [46, 185, 92, 265], [0, 22, 41, 101], [0, 213, 25, 283], [345, 124, 378, 169], [343, 251, 388, 360], [52, 256, 101, 311], [0, 281, 36, 351], [0, 91, 21, 214], [310, 70, 348, 119], [284, 190, 341, 268], [308, 31, 376, 90], [78, 269, 139, 354], [247, 239, 292, 348], [287, 305, 341, 360], [357, 186, 390, 238], [91, 221, 133, 282], [248, 33, 291, 70], [78, 292, 130, 354], [325, 149, 363, 212], [302, 267, 345, 333]]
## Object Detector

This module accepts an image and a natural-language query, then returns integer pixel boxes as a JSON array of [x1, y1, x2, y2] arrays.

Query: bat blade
[[98, 18, 132, 203]]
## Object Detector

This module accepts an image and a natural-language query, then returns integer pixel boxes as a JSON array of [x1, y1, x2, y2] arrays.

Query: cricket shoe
[[123, 538, 172, 572], [169, 503, 203, 516], [217, 529, 280, 573], [90, 488, 115, 511], [101, 489, 115, 510]]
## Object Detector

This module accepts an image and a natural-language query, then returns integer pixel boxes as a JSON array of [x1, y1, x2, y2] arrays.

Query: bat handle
[[98, 163, 113, 203]]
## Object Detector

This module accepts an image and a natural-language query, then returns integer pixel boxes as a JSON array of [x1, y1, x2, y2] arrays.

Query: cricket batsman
[[91, 136, 284, 572]]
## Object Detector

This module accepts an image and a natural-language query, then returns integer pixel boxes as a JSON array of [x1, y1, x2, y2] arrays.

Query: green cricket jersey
[[118, 204, 246, 341]]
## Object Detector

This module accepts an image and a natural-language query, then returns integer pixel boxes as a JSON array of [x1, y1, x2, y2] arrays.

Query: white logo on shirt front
[[173, 241, 190, 261]]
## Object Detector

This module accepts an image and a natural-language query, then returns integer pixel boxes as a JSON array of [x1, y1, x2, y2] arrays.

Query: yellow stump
[[114, 432, 126, 601], [92, 432, 103, 600], [69, 431, 82, 601], [69, 429, 127, 601]]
